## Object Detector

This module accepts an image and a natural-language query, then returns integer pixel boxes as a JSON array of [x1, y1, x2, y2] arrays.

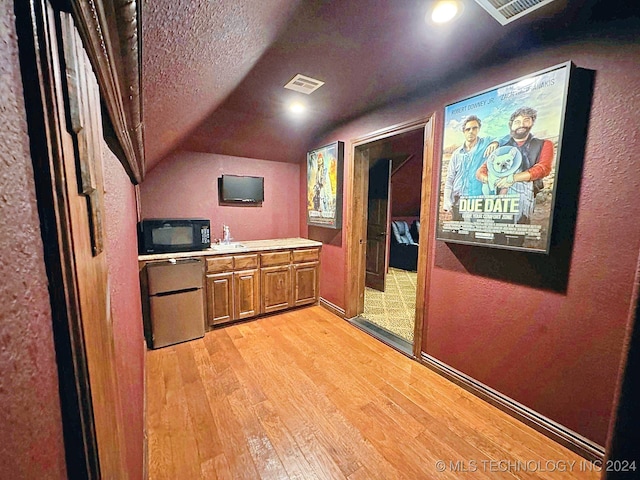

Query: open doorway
[[346, 118, 435, 355]]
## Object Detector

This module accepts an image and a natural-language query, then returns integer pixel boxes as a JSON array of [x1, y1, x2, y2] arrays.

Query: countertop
[[138, 237, 322, 262]]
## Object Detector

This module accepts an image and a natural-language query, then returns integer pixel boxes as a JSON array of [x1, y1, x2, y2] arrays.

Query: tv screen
[[220, 175, 264, 203]]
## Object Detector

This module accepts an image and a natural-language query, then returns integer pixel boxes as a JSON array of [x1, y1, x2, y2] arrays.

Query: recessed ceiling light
[[288, 101, 306, 114], [430, 0, 462, 24]]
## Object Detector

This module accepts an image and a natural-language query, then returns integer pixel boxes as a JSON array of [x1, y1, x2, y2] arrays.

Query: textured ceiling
[[141, 0, 637, 171], [142, 0, 302, 167]]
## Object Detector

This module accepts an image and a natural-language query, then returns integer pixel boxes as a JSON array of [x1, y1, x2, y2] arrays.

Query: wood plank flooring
[[147, 306, 600, 479]]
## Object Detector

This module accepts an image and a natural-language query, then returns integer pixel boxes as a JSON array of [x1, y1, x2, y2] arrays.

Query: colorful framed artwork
[[436, 61, 573, 253], [306, 141, 344, 229]]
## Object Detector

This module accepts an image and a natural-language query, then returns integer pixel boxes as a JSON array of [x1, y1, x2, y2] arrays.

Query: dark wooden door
[[365, 159, 392, 292]]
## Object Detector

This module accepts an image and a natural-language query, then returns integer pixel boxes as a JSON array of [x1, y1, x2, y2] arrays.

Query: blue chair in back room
[[390, 220, 418, 271], [410, 219, 420, 244]]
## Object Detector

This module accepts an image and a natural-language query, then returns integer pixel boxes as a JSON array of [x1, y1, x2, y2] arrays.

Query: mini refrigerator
[[146, 258, 205, 349]]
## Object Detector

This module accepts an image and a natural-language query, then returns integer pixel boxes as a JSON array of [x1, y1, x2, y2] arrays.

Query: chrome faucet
[[222, 224, 231, 245]]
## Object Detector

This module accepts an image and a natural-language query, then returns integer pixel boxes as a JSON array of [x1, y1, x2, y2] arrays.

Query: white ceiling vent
[[473, 0, 558, 25], [284, 74, 325, 94]]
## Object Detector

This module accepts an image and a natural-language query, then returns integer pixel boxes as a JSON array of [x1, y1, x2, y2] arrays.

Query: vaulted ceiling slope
[[142, 0, 639, 171], [142, 0, 302, 167]]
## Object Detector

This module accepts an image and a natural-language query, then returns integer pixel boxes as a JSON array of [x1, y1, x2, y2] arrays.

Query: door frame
[[15, 1, 99, 477], [15, 1, 136, 477], [345, 115, 437, 358]]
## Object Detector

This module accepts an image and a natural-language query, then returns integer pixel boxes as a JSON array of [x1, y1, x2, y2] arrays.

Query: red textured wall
[[299, 162, 345, 308], [308, 36, 640, 446], [0, 2, 67, 477], [140, 151, 300, 242], [391, 154, 423, 217], [103, 148, 145, 479]]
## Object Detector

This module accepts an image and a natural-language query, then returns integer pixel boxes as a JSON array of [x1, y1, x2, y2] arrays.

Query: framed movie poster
[[436, 62, 573, 253], [307, 141, 344, 229]]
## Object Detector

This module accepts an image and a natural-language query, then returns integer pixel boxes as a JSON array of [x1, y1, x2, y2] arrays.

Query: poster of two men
[[436, 62, 572, 253]]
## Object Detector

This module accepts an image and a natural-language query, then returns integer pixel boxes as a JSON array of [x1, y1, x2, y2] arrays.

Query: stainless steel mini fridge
[[146, 258, 205, 349]]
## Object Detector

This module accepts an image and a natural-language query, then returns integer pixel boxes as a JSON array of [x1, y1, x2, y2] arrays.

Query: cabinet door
[[206, 273, 233, 326], [261, 265, 292, 314], [234, 269, 260, 320], [293, 262, 319, 307]]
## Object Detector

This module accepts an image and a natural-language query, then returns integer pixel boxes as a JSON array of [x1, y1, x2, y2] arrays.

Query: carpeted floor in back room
[[362, 267, 416, 343]]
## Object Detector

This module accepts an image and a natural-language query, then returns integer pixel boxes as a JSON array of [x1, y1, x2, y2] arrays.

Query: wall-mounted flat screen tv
[[220, 175, 264, 203]]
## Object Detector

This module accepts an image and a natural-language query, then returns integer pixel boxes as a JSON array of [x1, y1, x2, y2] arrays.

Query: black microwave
[[138, 219, 211, 254]]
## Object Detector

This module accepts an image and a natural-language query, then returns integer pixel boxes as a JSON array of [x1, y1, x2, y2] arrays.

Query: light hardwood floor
[[147, 306, 600, 479]]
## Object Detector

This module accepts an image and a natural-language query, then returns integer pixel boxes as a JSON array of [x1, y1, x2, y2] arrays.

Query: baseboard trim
[[420, 352, 605, 463], [319, 297, 346, 318], [143, 338, 149, 480]]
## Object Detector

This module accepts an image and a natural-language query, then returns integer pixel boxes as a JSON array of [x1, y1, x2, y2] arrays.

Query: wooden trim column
[[412, 116, 437, 358], [71, 0, 145, 183]]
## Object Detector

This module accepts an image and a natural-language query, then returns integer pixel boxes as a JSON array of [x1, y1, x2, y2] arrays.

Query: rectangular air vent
[[473, 0, 558, 25], [284, 74, 325, 94]]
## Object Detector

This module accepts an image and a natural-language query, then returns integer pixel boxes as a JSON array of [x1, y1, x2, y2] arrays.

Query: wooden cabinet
[[205, 255, 259, 326], [261, 250, 291, 267], [292, 248, 319, 263], [142, 243, 320, 329], [292, 262, 319, 307], [292, 248, 320, 307], [234, 269, 260, 320], [261, 265, 292, 314], [200, 246, 320, 327], [234, 254, 259, 270], [206, 256, 233, 273], [206, 272, 233, 326]]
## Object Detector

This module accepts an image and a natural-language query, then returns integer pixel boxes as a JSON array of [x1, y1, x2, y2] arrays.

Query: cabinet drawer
[[206, 256, 233, 273], [261, 251, 291, 267], [292, 248, 319, 263], [234, 254, 258, 270]]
